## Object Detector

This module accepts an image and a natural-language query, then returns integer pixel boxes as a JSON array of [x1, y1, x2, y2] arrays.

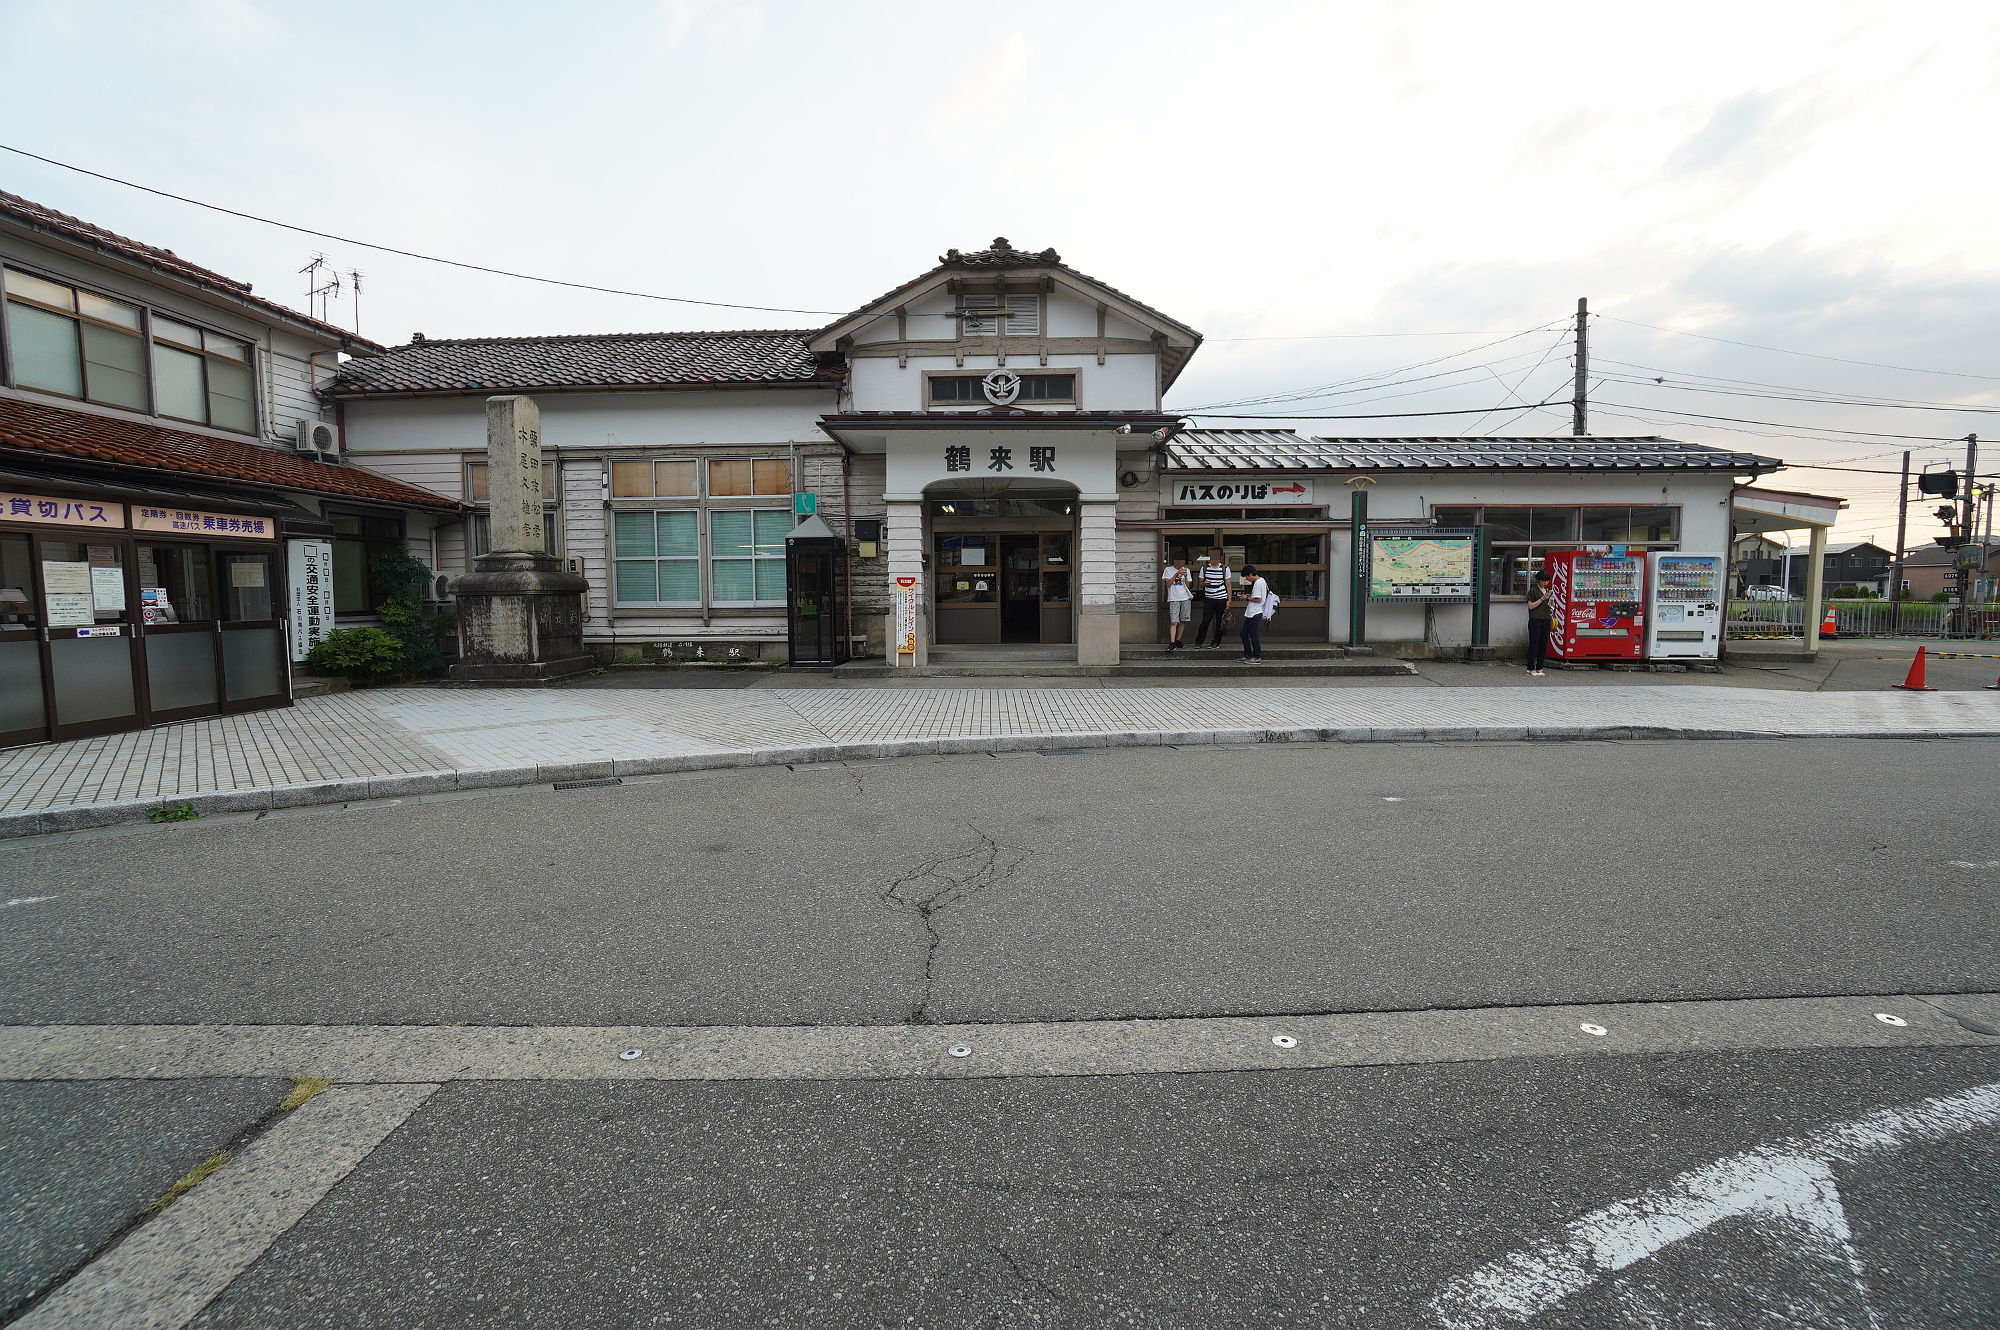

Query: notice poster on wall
[[41, 560, 97, 625], [90, 565, 126, 611]]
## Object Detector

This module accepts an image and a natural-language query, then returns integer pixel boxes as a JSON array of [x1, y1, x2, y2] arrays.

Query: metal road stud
[[618, 1048, 644, 1061], [1874, 1013, 1908, 1027], [1579, 1023, 1609, 1036], [947, 1044, 972, 1058], [1271, 1035, 1299, 1049]]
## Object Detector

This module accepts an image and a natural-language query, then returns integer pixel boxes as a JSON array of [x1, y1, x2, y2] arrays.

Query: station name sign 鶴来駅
[[1172, 480, 1315, 505]]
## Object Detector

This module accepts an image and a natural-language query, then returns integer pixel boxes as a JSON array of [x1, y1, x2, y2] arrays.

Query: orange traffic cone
[[1892, 646, 1937, 692], [1819, 604, 1838, 640]]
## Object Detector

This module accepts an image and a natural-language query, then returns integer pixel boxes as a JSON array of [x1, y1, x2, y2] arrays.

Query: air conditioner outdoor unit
[[293, 418, 340, 462]]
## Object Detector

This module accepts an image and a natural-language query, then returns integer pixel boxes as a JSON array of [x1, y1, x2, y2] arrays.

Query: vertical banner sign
[[484, 395, 544, 556], [287, 539, 335, 661], [895, 575, 918, 656]]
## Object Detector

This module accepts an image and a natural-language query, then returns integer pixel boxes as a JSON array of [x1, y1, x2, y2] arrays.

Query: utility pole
[[1890, 450, 1910, 633], [1955, 434, 1978, 634], [1572, 297, 1588, 437]]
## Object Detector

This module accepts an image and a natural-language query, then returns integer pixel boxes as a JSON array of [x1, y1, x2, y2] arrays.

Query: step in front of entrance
[[833, 658, 1419, 678]]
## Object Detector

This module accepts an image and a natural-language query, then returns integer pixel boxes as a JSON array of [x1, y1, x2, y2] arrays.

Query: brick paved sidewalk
[[5, 685, 1998, 837]]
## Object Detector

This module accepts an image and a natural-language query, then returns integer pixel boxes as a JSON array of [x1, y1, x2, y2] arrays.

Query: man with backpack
[[1238, 564, 1274, 662]]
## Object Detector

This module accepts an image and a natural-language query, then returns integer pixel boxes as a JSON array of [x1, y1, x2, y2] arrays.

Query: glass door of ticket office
[[933, 531, 1073, 644]]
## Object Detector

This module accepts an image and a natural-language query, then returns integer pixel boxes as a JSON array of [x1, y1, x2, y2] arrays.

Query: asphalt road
[[5, 738, 1997, 1328], [6, 738, 1996, 1027], [175, 1047, 1998, 1330]]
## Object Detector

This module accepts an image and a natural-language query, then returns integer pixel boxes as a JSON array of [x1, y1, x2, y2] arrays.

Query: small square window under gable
[[958, 293, 1040, 338]]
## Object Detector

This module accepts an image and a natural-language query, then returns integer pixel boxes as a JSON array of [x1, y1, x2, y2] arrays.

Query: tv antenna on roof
[[299, 252, 341, 322], [347, 269, 364, 335]]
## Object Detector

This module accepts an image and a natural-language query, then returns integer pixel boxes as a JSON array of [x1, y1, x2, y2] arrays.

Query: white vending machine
[[1644, 552, 1724, 661]]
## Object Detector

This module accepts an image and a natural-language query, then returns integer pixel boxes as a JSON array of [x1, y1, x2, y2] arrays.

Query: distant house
[[1785, 541, 1893, 595], [1896, 543, 2000, 600], [1731, 532, 1788, 591]]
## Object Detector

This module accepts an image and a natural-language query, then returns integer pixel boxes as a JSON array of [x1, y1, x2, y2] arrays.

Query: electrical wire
[[1184, 399, 1573, 421], [1590, 357, 1998, 412], [1171, 320, 1569, 411], [0, 143, 868, 318], [1594, 372, 2000, 414], [1597, 313, 2000, 382], [1169, 342, 1563, 413], [1594, 401, 1974, 442]]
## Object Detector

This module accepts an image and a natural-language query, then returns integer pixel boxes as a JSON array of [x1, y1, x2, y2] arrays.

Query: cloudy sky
[[3, 0, 1995, 544]]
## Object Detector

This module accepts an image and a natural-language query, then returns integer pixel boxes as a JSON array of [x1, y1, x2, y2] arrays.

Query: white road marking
[[1426, 1081, 2000, 1328], [2, 896, 54, 908], [1946, 860, 2000, 869], [12, 1082, 437, 1330]]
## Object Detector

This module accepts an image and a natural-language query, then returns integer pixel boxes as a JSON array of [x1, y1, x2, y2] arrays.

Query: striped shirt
[[1200, 563, 1231, 599]]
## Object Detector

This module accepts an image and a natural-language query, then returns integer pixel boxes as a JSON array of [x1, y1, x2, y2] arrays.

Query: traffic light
[[1934, 505, 1958, 524], [1918, 469, 1961, 498]]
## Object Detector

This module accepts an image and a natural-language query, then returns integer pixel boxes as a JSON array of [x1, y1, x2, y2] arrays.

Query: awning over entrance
[[1732, 486, 1847, 650]]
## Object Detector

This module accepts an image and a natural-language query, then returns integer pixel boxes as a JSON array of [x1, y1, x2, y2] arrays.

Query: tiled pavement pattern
[[5, 686, 1999, 824]]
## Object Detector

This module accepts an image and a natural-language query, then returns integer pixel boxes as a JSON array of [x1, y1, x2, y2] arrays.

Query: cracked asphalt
[[5, 736, 1995, 1027]]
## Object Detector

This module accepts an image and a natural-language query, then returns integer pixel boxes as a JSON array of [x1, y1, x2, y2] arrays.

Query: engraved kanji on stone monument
[[485, 395, 545, 556]]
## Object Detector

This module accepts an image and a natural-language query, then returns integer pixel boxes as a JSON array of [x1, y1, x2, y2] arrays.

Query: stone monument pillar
[[448, 395, 593, 681]]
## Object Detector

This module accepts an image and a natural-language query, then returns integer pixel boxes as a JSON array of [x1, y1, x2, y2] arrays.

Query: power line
[[1207, 328, 1535, 342], [0, 142, 861, 318], [1171, 341, 1563, 413], [1597, 313, 2000, 382], [1172, 320, 1568, 411], [1595, 372, 2000, 414], [1591, 356, 1997, 412], [1185, 399, 1573, 421], [1594, 401, 1972, 442]]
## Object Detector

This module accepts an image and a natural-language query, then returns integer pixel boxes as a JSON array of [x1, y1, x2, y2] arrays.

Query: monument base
[[449, 551, 594, 682]]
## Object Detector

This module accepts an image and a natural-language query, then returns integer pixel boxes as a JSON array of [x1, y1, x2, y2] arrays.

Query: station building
[[333, 238, 1787, 667]]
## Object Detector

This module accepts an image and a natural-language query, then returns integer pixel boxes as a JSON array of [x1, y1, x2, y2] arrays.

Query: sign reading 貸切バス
[[287, 539, 335, 662], [133, 507, 274, 538], [1171, 480, 1315, 505], [1, 491, 125, 528]]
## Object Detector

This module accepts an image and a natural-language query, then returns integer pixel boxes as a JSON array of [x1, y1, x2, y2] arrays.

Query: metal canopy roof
[[1166, 430, 1780, 472]]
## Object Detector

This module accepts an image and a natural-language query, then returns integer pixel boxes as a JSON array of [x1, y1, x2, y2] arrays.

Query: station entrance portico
[[928, 485, 1076, 646]]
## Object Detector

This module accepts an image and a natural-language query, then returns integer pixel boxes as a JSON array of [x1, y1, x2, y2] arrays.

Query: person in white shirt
[[1161, 556, 1193, 650], [1238, 565, 1269, 662]]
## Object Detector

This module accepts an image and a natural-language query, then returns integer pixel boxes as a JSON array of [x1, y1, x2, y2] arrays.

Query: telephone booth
[[785, 514, 849, 665]]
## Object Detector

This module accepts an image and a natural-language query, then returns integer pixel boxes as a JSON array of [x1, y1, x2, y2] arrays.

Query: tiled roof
[[0, 397, 457, 510], [1168, 431, 1780, 472], [0, 190, 384, 352], [329, 330, 843, 398], [833, 241, 1203, 344]]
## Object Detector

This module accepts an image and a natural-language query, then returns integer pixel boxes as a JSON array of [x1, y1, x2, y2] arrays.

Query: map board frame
[[1363, 527, 1479, 603]]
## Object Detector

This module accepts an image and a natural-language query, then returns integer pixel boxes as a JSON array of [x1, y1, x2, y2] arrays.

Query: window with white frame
[[709, 509, 792, 606], [929, 373, 1075, 405], [608, 457, 794, 609], [150, 318, 254, 432], [3, 268, 149, 412], [958, 293, 1040, 338], [612, 510, 700, 607]]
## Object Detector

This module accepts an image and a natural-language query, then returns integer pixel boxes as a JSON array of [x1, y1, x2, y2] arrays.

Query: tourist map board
[[1365, 530, 1477, 602]]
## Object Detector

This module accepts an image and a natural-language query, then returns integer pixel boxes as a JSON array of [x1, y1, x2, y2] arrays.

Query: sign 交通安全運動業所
[[287, 539, 335, 661]]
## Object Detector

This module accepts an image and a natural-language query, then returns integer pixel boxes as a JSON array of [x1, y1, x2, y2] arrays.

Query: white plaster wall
[[847, 352, 1159, 413], [339, 388, 838, 455]]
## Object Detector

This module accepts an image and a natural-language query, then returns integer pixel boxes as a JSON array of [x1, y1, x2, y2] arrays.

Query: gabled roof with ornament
[[811, 238, 1203, 389]]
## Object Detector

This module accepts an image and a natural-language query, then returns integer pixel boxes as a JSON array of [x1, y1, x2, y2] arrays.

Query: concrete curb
[[1, 993, 1993, 1085], [0, 721, 1980, 839]]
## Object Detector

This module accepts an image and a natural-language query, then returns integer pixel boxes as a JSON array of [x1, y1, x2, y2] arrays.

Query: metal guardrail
[[1724, 601, 2000, 640]]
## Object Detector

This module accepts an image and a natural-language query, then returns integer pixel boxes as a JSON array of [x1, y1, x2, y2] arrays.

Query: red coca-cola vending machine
[[1545, 549, 1646, 661]]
